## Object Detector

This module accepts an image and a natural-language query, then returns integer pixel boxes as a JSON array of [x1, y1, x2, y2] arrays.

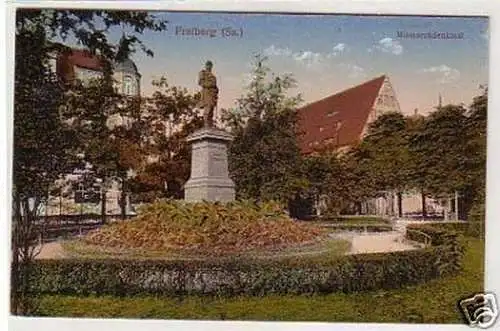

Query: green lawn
[[34, 238, 484, 324]]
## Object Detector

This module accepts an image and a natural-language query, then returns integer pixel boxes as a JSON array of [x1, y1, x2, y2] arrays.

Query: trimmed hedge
[[406, 224, 465, 275], [25, 224, 465, 297], [28, 249, 441, 297]]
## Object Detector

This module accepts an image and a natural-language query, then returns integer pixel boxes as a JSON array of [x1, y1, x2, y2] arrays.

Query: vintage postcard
[[6, 2, 497, 331]]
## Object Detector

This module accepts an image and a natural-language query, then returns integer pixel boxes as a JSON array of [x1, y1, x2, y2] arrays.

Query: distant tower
[[414, 108, 418, 116], [438, 93, 443, 108], [113, 58, 141, 96]]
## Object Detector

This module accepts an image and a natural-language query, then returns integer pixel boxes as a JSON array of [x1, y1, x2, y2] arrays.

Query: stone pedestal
[[184, 127, 235, 202]]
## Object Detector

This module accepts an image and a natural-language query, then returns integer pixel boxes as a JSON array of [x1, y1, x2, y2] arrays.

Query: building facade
[[297, 75, 444, 218], [46, 48, 142, 215]]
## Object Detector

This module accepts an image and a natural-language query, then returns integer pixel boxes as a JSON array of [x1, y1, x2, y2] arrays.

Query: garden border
[[25, 224, 465, 297]]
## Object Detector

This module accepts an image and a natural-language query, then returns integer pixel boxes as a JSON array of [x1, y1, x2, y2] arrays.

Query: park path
[[347, 231, 418, 254], [35, 242, 66, 259], [35, 231, 419, 259]]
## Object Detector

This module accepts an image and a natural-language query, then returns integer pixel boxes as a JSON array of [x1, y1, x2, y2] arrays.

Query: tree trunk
[[397, 192, 403, 218], [101, 191, 107, 224], [120, 178, 127, 220], [12, 194, 42, 315], [10, 192, 21, 314], [421, 191, 427, 219]]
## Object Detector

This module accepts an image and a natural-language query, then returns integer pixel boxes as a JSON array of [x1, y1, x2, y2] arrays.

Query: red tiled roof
[[297, 75, 386, 154], [56, 49, 104, 83], [65, 49, 104, 71]]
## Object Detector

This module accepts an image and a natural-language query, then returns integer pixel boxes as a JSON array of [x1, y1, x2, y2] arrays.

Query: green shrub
[[406, 224, 465, 274], [26, 224, 465, 297], [28, 250, 440, 297], [466, 203, 485, 239], [85, 199, 325, 254]]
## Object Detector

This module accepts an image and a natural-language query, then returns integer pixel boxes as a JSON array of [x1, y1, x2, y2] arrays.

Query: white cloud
[[293, 50, 323, 66], [263, 44, 349, 68], [330, 43, 347, 56], [372, 37, 403, 55], [263, 45, 293, 57], [419, 64, 461, 84], [340, 63, 366, 79]]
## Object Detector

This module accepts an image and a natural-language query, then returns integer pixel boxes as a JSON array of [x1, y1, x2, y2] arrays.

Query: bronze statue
[[198, 60, 219, 127]]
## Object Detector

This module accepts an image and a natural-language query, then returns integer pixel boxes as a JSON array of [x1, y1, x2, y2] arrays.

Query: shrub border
[[26, 224, 465, 297]]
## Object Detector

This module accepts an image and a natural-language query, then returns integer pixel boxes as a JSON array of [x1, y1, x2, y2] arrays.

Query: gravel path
[[346, 231, 418, 254], [35, 242, 67, 259], [35, 231, 419, 259]]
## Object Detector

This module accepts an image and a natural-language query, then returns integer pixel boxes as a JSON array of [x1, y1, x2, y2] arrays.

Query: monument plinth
[[184, 127, 235, 202]]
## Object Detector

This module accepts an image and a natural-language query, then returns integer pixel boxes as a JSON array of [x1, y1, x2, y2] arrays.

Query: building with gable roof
[[296, 75, 445, 218], [298, 75, 400, 154]]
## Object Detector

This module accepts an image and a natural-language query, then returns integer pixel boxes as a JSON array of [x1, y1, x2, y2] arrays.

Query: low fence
[[26, 214, 135, 243]]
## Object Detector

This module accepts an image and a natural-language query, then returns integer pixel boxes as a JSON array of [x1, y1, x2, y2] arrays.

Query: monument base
[[184, 127, 235, 202]]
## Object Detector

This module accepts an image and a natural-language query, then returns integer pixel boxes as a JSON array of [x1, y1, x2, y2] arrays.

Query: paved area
[[35, 242, 66, 259], [330, 231, 418, 254], [36, 229, 420, 259]]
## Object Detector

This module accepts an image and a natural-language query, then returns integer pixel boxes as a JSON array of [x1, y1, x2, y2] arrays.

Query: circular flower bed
[[84, 200, 327, 255]]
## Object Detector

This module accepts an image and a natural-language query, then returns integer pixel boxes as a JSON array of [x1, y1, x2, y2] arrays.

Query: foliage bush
[[27, 224, 465, 297], [84, 200, 326, 255], [28, 249, 439, 297], [406, 224, 465, 275], [466, 203, 485, 239]]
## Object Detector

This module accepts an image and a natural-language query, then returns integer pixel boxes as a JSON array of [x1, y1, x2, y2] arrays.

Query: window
[[336, 121, 343, 131], [123, 76, 135, 95], [327, 111, 338, 117]]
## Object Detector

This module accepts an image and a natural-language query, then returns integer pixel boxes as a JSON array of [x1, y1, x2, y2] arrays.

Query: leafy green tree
[[408, 105, 470, 205], [64, 78, 146, 221], [12, 8, 167, 314], [355, 112, 410, 216], [222, 55, 307, 205], [465, 87, 487, 203], [461, 87, 487, 222], [405, 114, 428, 217], [128, 77, 203, 202]]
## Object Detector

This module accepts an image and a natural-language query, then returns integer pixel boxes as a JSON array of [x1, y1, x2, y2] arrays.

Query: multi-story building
[[46, 48, 142, 215]]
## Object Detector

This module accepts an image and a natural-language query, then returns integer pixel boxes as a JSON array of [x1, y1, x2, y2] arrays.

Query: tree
[[12, 19, 79, 314], [408, 105, 470, 196], [465, 87, 487, 204], [405, 114, 428, 217], [12, 8, 167, 314], [355, 112, 410, 216], [128, 77, 203, 202], [461, 87, 487, 221], [222, 55, 307, 205]]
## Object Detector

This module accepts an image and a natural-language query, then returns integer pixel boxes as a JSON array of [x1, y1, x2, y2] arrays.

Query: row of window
[[73, 66, 139, 96]]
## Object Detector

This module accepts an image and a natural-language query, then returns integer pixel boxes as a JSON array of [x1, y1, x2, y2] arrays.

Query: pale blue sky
[[65, 12, 489, 115]]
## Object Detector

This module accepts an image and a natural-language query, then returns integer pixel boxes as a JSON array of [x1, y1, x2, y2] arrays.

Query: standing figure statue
[[198, 60, 219, 127]]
